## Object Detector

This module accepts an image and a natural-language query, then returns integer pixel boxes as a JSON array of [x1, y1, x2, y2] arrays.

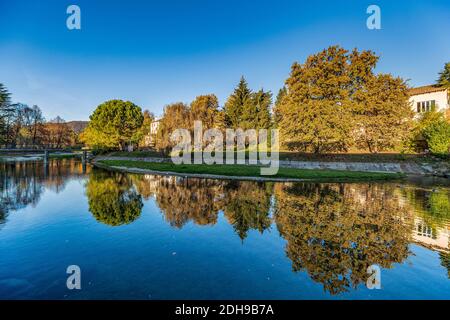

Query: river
[[0, 159, 449, 299]]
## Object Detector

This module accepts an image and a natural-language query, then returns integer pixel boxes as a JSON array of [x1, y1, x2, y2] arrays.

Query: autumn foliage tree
[[43, 116, 74, 148], [189, 94, 222, 129], [155, 102, 190, 153], [137, 110, 155, 148], [278, 46, 355, 153], [278, 46, 413, 153], [353, 74, 413, 152]]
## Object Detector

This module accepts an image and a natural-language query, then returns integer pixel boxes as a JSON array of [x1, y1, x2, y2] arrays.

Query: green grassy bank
[[107, 150, 448, 163], [97, 159, 404, 181]]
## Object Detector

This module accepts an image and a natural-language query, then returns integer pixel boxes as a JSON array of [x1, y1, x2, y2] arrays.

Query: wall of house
[[150, 120, 160, 135], [409, 89, 449, 115]]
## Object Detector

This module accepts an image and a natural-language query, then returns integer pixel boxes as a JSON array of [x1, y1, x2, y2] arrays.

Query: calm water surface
[[0, 159, 449, 299]]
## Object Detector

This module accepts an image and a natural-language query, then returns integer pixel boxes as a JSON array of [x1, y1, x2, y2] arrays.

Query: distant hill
[[66, 121, 89, 134]]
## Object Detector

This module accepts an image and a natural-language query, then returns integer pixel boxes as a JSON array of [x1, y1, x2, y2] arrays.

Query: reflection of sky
[[0, 0, 449, 121], [0, 171, 449, 299]]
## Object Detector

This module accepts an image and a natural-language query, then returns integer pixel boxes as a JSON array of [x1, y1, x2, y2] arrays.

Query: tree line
[[3, 45, 449, 155], [0, 84, 77, 149], [155, 78, 273, 153], [153, 45, 450, 155]]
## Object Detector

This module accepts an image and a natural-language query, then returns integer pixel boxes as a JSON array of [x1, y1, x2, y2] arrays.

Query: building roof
[[409, 85, 447, 96]]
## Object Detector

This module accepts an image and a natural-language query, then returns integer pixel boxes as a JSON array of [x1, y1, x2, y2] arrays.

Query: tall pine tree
[[224, 77, 252, 128], [253, 89, 272, 129], [0, 84, 13, 145], [273, 86, 287, 125], [437, 62, 450, 88], [224, 77, 272, 130]]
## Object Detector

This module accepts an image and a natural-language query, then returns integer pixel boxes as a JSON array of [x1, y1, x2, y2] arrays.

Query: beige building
[[142, 118, 161, 147], [409, 85, 449, 115], [150, 118, 160, 135]]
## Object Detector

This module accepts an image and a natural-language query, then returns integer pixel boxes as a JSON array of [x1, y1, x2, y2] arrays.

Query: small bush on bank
[[410, 110, 450, 158], [422, 120, 450, 157]]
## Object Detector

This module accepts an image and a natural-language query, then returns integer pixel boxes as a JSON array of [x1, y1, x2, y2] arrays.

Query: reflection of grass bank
[[48, 153, 80, 159], [0, 153, 80, 161], [97, 160, 404, 182]]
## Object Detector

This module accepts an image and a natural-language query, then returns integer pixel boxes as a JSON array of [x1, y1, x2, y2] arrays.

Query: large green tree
[[81, 99, 144, 150]]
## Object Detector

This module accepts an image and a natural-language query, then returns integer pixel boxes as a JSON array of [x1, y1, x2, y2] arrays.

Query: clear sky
[[1, 0, 449, 121]]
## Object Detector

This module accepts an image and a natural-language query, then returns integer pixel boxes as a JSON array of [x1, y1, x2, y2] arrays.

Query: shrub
[[411, 110, 450, 156], [422, 120, 450, 156]]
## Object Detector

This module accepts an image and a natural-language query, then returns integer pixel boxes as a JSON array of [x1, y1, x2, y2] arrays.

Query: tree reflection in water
[[222, 181, 273, 240], [85, 171, 143, 226], [152, 176, 222, 228], [131, 175, 274, 238], [3, 162, 450, 294], [107, 173, 450, 290], [0, 159, 89, 225], [274, 183, 414, 295]]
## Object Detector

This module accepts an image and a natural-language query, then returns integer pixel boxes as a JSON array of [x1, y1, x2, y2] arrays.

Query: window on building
[[416, 100, 436, 113]]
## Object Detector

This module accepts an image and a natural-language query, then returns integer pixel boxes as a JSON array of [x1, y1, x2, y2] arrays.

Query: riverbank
[[95, 159, 404, 182], [96, 152, 450, 178]]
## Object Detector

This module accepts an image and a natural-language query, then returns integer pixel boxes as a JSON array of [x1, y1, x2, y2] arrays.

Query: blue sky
[[1, 0, 449, 121]]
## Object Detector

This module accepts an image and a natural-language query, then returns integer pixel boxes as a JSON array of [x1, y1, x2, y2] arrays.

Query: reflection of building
[[409, 85, 449, 116], [413, 217, 450, 253]]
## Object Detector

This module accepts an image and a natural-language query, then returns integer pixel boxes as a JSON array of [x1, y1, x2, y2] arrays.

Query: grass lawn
[[106, 150, 447, 163], [108, 150, 166, 158], [98, 160, 404, 181]]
